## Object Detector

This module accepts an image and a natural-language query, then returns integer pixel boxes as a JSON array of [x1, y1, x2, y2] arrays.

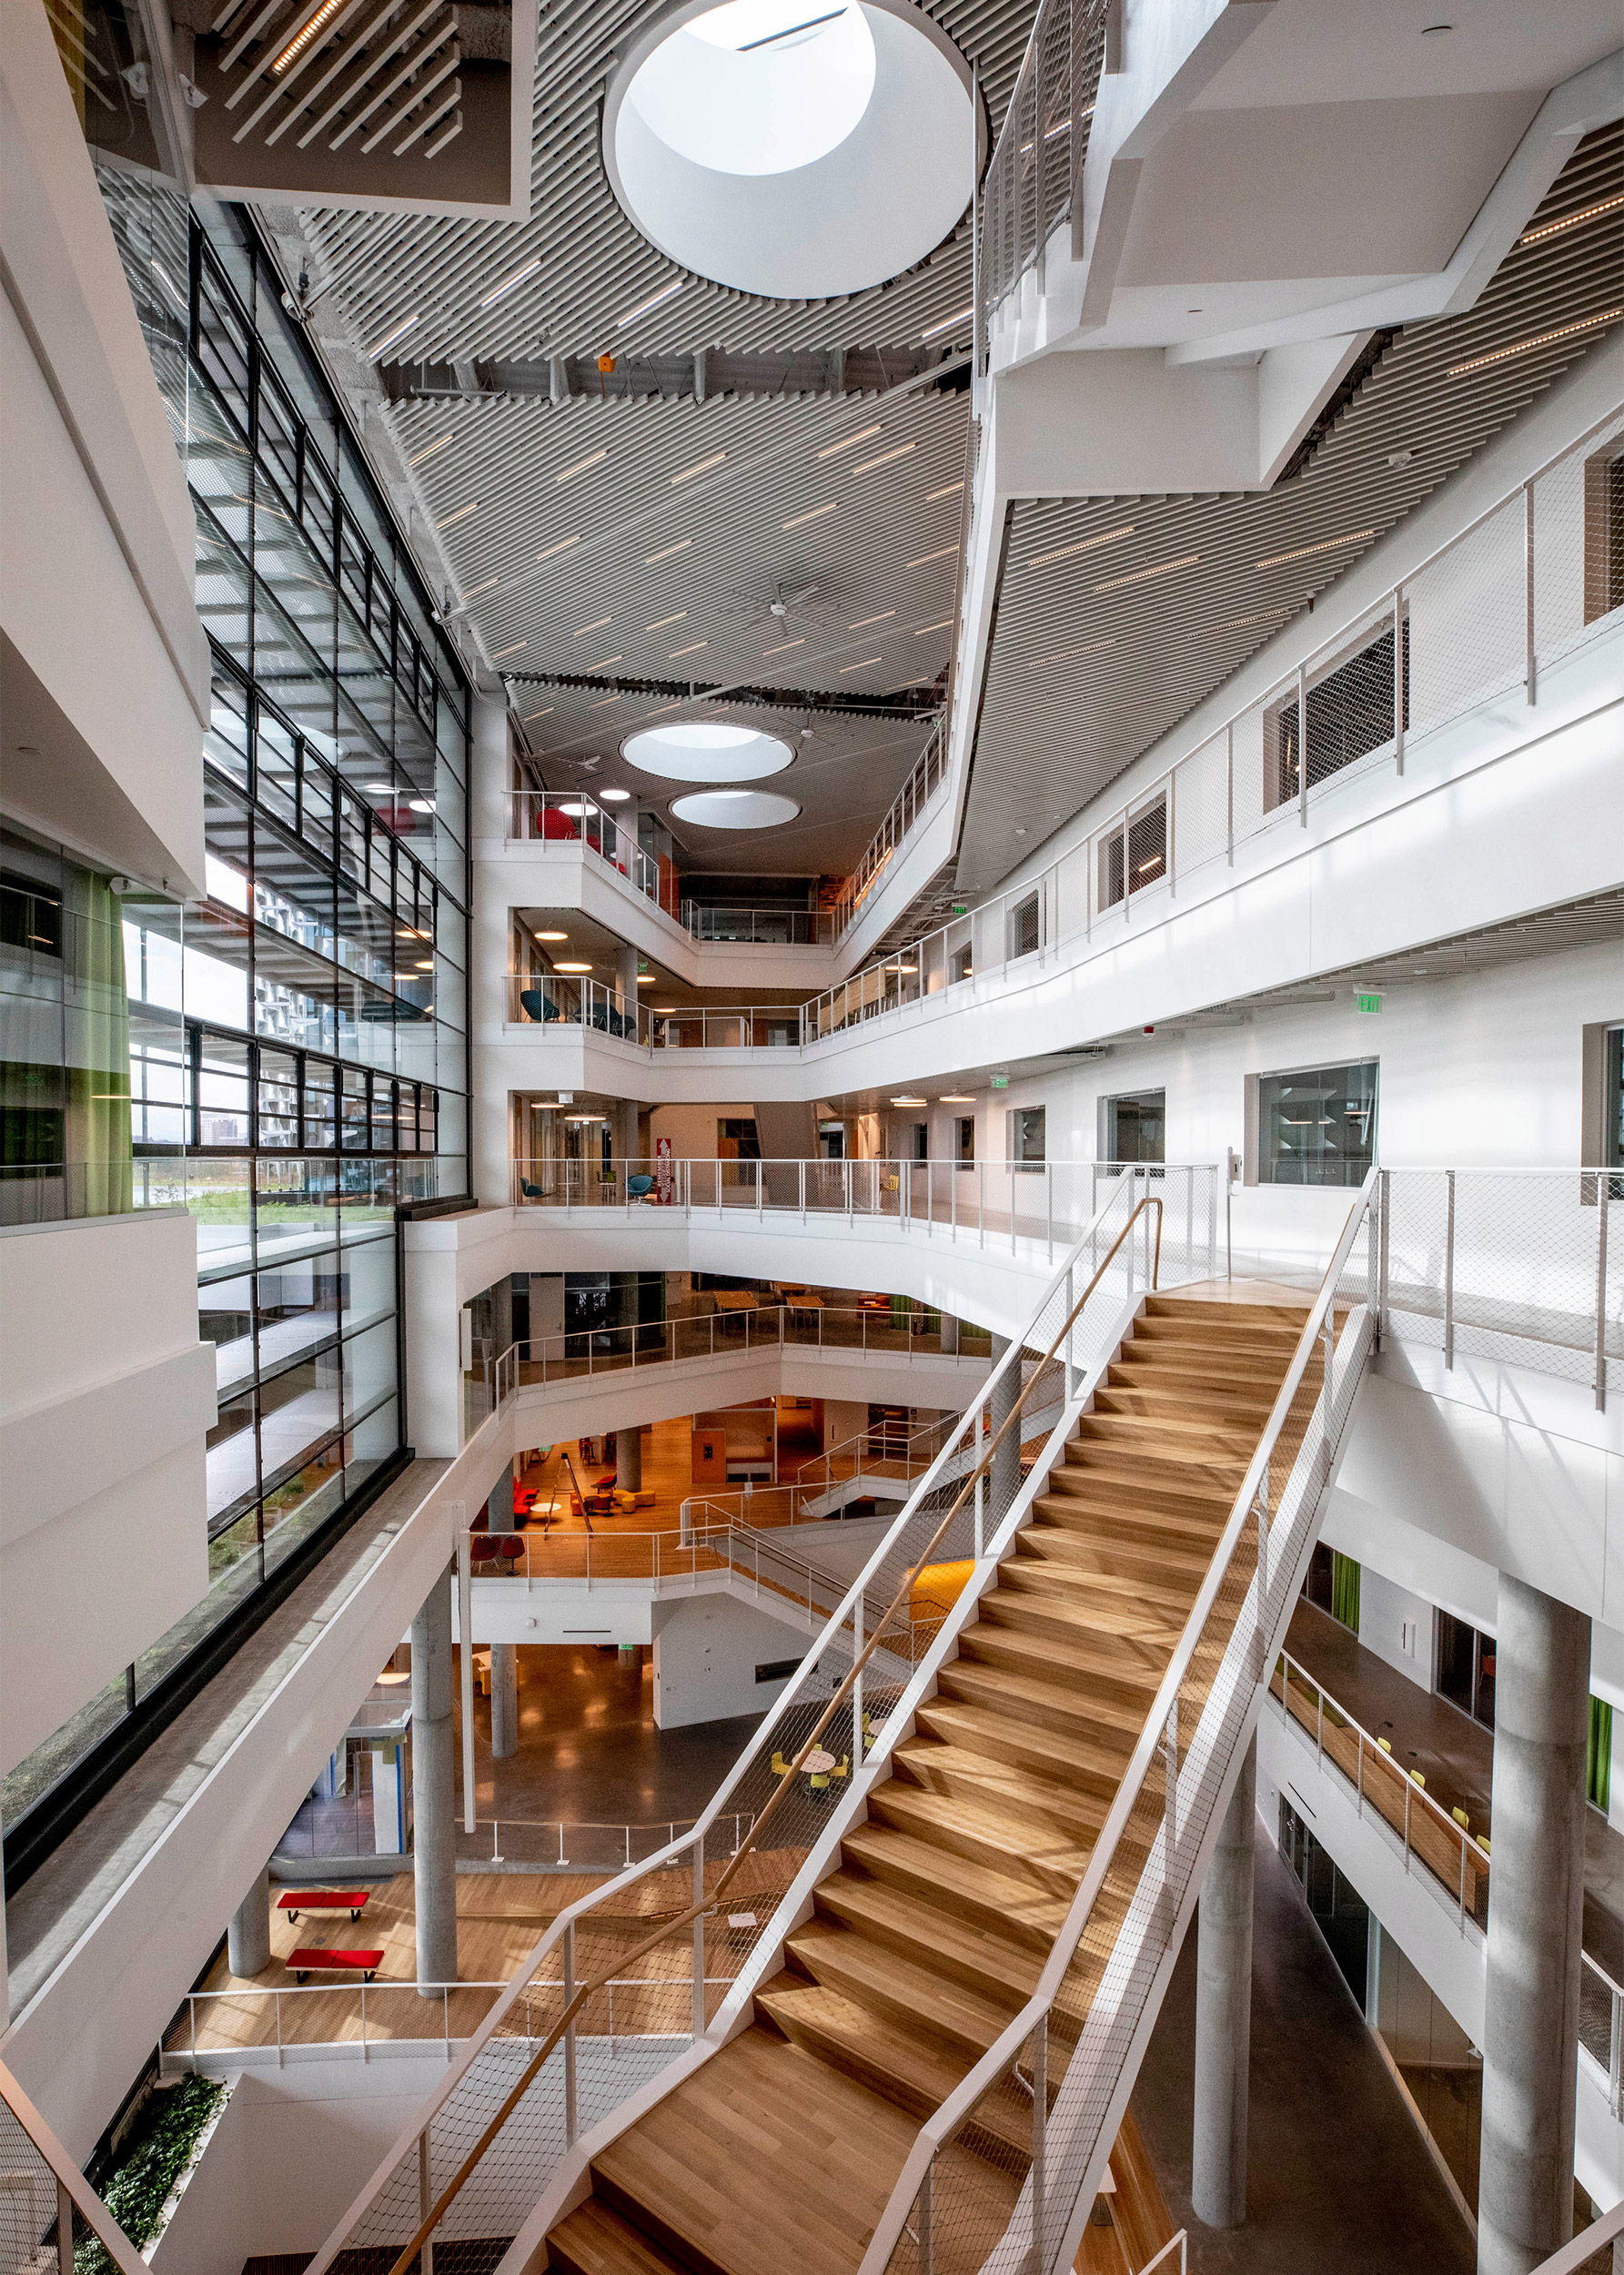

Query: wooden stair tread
[[784, 1920, 1019, 2056], [956, 1617, 1168, 1694], [913, 1695, 1134, 1790], [1028, 1500, 1223, 1556], [893, 1734, 1115, 1835], [548, 2199, 689, 2275], [866, 1780, 1094, 1896], [1000, 1556, 1197, 1621], [978, 1585, 1180, 1655], [935, 1655, 1151, 1744], [756, 1971, 972, 2117], [841, 1819, 1071, 1946], [813, 1869, 1046, 2006]]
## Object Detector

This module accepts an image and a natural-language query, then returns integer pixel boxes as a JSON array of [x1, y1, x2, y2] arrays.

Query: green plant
[[76, 2074, 224, 2273]]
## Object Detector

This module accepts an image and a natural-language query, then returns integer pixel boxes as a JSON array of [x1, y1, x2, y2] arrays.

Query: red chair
[[540, 805, 580, 841]]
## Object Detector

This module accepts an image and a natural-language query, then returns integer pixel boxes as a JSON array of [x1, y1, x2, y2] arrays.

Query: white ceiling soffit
[[956, 121, 1624, 896]]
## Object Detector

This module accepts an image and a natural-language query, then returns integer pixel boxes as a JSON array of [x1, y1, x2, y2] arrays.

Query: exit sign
[[1357, 993, 1383, 1015], [990, 1075, 1009, 1089]]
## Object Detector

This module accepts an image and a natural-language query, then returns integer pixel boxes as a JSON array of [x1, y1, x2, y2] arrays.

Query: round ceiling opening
[[670, 788, 802, 829], [623, 722, 795, 784], [606, 0, 978, 299]]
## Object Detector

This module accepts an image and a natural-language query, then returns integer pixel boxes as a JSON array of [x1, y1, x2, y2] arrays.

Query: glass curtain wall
[[0, 178, 473, 1851]]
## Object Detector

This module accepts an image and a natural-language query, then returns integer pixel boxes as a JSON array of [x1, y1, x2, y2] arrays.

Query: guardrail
[[1267, 1648, 1491, 1932], [468, 1815, 755, 1871], [1580, 1948, 1624, 2123], [827, 720, 950, 938], [680, 903, 836, 946], [308, 1169, 1208, 2275], [507, 791, 673, 914], [0, 2058, 146, 2275], [979, 0, 1111, 320], [862, 1171, 1380, 2275]]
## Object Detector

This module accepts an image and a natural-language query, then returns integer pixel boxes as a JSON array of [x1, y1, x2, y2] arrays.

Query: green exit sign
[[1357, 992, 1383, 1015], [952, 903, 968, 915], [990, 1075, 1009, 1089]]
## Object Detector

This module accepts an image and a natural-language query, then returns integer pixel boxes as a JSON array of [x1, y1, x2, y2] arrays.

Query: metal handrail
[[377, 1194, 1164, 2275], [861, 1171, 1378, 2273], [0, 2058, 148, 2275]]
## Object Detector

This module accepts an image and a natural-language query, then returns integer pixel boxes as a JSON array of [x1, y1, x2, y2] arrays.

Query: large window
[[1256, 1060, 1377, 1188], [1009, 1106, 1045, 1170], [1099, 796, 1166, 911], [1266, 622, 1409, 813], [1105, 1089, 1165, 1165]]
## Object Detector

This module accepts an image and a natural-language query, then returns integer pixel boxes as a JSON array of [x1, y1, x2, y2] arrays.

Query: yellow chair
[[830, 1754, 850, 1782], [771, 1751, 792, 1777], [1451, 1806, 1470, 1831], [810, 1772, 830, 1793], [1376, 1736, 1392, 1754], [1410, 1770, 1426, 1788]]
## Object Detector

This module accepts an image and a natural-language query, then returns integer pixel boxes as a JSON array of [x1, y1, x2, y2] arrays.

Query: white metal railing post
[[852, 1593, 864, 1770], [1444, 1169, 1457, 1371], [1296, 662, 1308, 825], [1046, 1162, 1053, 1262], [1611, 1981, 1622, 2119], [1524, 480, 1537, 704], [1030, 2012, 1048, 2275], [691, 1833, 707, 2041], [1393, 587, 1406, 773], [457, 1519, 475, 1834], [1226, 720, 1235, 864], [563, 1921, 578, 2145], [1596, 1178, 1609, 1414], [419, 2128, 434, 2275]]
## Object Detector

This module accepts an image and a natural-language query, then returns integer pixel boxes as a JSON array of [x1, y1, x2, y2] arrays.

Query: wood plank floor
[[546, 1294, 1313, 2275]]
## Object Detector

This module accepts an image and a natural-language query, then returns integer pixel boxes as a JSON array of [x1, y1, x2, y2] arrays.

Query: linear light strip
[[434, 500, 478, 529], [1255, 529, 1375, 570], [922, 306, 973, 341], [368, 313, 419, 359], [573, 616, 612, 636], [671, 451, 725, 484], [906, 546, 958, 568], [1027, 523, 1135, 569], [479, 257, 540, 309], [1519, 193, 1624, 247], [489, 641, 527, 659], [536, 536, 580, 562], [1093, 552, 1198, 593], [646, 540, 691, 563], [850, 612, 894, 627], [409, 432, 454, 466], [618, 278, 684, 328], [839, 656, 882, 672], [818, 425, 881, 458], [852, 443, 915, 472], [783, 500, 838, 528], [670, 641, 708, 657], [271, 0, 343, 73], [1445, 308, 1622, 378], [557, 448, 609, 482]]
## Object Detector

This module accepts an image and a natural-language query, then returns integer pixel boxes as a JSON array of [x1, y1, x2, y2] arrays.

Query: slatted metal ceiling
[[957, 122, 1624, 895], [302, 0, 1037, 359]]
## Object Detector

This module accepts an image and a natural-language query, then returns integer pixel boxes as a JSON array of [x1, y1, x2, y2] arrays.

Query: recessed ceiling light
[[490, 641, 527, 660], [409, 798, 436, 814], [366, 781, 393, 792], [624, 723, 793, 783], [368, 313, 419, 359], [850, 612, 895, 628], [414, 959, 434, 970], [762, 638, 805, 654], [409, 433, 454, 467], [618, 278, 684, 327], [921, 306, 973, 340], [558, 803, 590, 816], [669, 640, 708, 657], [1255, 530, 1375, 570], [818, 425, 882, 459], [646, 539, 692, 564], [915, 619, 953, 635], [783, 500, 838, 529], [479, 257, 541, 309], [435, 500, 479, 530], [926, 481, 963, 501], [647, 612, 688, 631], [574, 616, 613, 636], [1519, 191, 1624, 247], [671, 451, 725, 484], [537, 930, 569, 940], [635, 973, 656, 982], [890, 1096, 927, 1106], [1027, 525, 1135, 570], [557, 448, 608, 482], [536, 536, 580, 562], [599, 787, 631, 802], [589, 654, 624, 670], [906, 545, 958, 568], [555, 960, 593, 972], [1094, 552, 1199, 593], [1445, 308, 1622, 379], [938, 1095, 974, 1105], [838, 655, 882, 672], [670, 788, 801, 830], [852, 443, 916, 473]]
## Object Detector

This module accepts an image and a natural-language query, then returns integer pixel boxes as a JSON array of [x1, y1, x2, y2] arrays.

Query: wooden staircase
[[546, 1295, 1309, 2275]]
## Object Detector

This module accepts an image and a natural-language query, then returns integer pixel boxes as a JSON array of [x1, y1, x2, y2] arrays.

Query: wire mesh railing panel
[[1405, 494, 1527, 741], [1533, 410, 1624, 677]]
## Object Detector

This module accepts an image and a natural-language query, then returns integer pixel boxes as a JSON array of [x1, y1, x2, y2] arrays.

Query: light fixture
[[555, 960, 593, 972], [839, 655, 882, 672], [647, 612, 687, 630], [763, 638, 804, 653], [645, 539, 692, 563], [623, 722, 793, 783], [906, 545, 957, 568], [273, 0, 343, 74], [1094, 552, 1199, 593], [435, 500, 479, 530], [669, 787, 801, 829], [574, 615, 613, 636], [852, 442, 915, 472], [537, 930, 569, 943], [414, 959, 434, 970], [368, 314, 419, 359], [1256, 530, 1375, 570], [636, 973, 656, 983], [671, 451, 725, 484], [783, 500, 838, 529], [890, 1096, 927, 1106], [588, 654, 624, 670], [558, 802, 590, 816], [1519, 192, 1624, 248], [409, 433, 454, 467], [889, 963, 918, 974], [927, 481, 963, 500], [366, 781, 393, 792], [535, 535, 581, 562], [490, 641, 528, 660], [618, 278, 685, 327], [479, 257, 541, 309], [522, 705, 554, 723], [409, 798, 436, 814], [462, 579, 500, 602], [669, 640, 708, 657], [1027, 525, 1135, 570], [915, 618, 953, 635], [921, 306, 973, 340], [599, 787, 631, 802], [938, 1095, 974, 1104], [557, 448, 609, 481], [1446, 308, 1621, 379], [850, 611, 895, 628], [818, 425, 881, 458]]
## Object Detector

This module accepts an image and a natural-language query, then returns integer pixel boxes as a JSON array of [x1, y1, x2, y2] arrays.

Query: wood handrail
[[381, 1194, 1165, 2275]]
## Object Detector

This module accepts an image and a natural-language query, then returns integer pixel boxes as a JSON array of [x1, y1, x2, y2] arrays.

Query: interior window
[[1266, 622, 1408, 812], [1010, 1106, 1045, 1171], [1105, 1089, 1165, 1164], [1257, 1060, 1377, 1187]]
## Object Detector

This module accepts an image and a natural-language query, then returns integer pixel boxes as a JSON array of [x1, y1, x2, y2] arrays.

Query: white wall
[[1357, 1566, 1437, 1695], [0, 2, 207, 895], [0, 1209, 214, 1774], [651, 1591, 823, 1730]]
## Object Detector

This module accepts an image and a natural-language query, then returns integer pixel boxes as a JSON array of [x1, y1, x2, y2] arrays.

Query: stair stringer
[[498, 1297, 1145, 2275]]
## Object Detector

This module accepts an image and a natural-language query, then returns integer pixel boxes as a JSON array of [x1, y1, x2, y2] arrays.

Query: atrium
[[1, 2, 1621, 2271]]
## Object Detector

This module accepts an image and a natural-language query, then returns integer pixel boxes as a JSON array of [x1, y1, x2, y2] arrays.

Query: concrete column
[[411, 1564, 459, 1991], [988, 1332, 1021, 1521], [617, 939, 641, 1031], [617, 1424, 643, 1491], [227, 1861, 272, 1978], [1192, 1737, 1256, 2229], [488, 1463, 519, 1762], [1478, 1574, 1589, 2275]]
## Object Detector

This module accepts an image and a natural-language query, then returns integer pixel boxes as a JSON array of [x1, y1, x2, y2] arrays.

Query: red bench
[[277, 1889, 371, 1923], [287, 1947, 384, 1983]]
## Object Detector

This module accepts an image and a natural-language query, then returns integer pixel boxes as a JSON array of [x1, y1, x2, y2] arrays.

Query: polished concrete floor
[[1132, 1835, 1477, 2275]]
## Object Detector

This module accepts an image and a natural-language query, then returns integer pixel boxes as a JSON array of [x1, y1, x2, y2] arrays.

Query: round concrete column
[[1192, 1736, 1256, 2229], [227, 1861, 272, 1978], [617, 1424, 643, 1492], [987, 1333, 1021, 1522], [1478, 1573, 1589, 2275], [489, 1463, 519, 1762], [411, 1563, 459, 1991]]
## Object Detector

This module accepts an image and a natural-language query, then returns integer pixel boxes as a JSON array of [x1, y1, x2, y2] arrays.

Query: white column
[[227, 1860, 272, 1977], [1192, 1738, 1256, 2229], [411, 1563, 459, 1990]]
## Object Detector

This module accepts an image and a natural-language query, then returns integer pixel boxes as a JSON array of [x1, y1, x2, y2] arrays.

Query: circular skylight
[[623, 723, 795, 784], [670, 788, 802, 829], [605, 0, 979, 299]]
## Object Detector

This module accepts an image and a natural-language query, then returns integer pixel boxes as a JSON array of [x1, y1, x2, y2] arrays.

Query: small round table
[[802, 1748, 837, 1776]]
